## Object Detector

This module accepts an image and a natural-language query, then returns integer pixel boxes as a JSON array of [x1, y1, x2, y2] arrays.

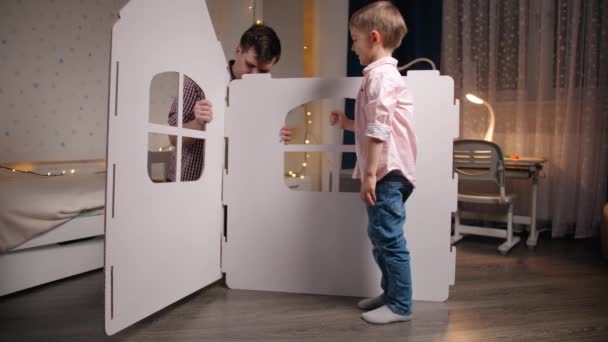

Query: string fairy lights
[[0, 165, 78, 177], [250, 0, 263, 25], [286, 105, 316, 180], [157, 145, 175, 152]]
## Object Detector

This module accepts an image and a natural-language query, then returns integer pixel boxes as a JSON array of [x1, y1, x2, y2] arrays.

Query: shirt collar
[[363, 56, 398, 75]]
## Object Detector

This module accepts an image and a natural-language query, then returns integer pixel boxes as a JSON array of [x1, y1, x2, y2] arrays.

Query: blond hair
[[349, 1, 407, 50]]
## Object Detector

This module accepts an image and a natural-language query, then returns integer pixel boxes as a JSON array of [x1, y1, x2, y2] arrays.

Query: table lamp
[[466, 93, 495, 142], [397, 57, 437, 71]]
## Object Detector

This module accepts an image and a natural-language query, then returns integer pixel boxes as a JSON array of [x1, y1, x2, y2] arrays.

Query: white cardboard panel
[[105, 0, 228, 335], [224, 71, 458, 301]]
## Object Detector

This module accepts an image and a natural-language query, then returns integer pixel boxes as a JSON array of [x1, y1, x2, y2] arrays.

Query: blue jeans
[[365, 173, 414, 315]]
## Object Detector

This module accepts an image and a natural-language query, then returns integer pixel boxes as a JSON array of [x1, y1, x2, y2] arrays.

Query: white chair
[[452, 139, 520, 254]]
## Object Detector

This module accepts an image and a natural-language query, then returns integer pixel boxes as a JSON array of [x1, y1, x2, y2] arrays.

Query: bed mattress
[[0, 169, 105, 252]]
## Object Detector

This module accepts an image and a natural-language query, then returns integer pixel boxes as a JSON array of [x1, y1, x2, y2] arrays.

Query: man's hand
[[361, 174, 377, 206], [280, 126, 293, 144], [194, 99, 213, 126]]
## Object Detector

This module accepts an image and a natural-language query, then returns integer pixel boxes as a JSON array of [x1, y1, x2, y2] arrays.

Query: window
[[147, 72, 206, 183], [283, 98, 358, 193]]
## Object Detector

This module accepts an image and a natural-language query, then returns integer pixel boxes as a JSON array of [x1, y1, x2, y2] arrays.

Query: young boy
[[330, 1, 417, 324]]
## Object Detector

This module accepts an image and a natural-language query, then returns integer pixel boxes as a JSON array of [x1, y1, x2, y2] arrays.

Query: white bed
[[0, 161, 106, 296]]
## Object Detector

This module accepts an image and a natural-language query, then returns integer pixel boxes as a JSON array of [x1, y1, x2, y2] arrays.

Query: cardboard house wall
[[105, 0, 458, 335]]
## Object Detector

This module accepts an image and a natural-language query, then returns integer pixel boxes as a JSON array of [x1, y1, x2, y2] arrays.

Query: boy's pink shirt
[[353, 56, 417, 187]]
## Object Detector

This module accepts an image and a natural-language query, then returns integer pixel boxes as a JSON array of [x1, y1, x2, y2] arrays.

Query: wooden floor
[[2, 236, 608, 341]]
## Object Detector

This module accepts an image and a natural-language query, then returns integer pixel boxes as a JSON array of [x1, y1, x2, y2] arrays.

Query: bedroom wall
[[206, 0, 304, 79], [0, 0, 129, 163], [0, 0, 319, 166]]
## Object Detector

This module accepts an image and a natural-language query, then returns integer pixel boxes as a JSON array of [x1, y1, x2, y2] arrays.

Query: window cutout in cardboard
[[150, 72, 178, 127], [147, 132, 176, 183]]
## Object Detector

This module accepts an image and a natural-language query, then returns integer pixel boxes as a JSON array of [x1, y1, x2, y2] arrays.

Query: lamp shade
[[465, 93, 484, 104]]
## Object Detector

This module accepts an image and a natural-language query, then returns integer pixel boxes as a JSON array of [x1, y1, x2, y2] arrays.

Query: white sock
[[361, 305, 412, 325], [357, 295, 384, 310]]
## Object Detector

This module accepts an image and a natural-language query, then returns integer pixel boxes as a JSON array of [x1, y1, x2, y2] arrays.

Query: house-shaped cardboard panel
[[104, 0, 228, 335]]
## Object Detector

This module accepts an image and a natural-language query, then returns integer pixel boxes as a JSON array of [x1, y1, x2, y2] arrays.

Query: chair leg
[[507, 204, 513, 245], [452, 205, 465, 244], [498, 202, 521, 255]]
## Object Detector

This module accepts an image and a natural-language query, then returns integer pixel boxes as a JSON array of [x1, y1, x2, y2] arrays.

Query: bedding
[[0, 169, 105, 252]]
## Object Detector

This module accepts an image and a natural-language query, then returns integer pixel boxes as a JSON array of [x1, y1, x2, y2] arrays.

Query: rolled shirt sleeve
[[363, 74, 399, 141]]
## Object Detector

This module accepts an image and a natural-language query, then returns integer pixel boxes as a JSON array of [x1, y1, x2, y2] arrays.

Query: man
[[168, 24, 292, 181]]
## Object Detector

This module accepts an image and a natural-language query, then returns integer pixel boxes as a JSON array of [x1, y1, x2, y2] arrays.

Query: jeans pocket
[[385, 202, 404, 218], [374, 182, 403, 218]]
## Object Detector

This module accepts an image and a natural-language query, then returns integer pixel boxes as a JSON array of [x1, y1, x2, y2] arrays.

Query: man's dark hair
[[239, 24, 281, 64]]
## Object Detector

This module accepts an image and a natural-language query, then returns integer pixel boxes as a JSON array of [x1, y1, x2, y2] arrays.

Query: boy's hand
[[329, 110, 347, 129], [361, 175, 377, 206], [194, 99, 213, 126], [330, 110, 354, 131], [280, 126, 292, 144]]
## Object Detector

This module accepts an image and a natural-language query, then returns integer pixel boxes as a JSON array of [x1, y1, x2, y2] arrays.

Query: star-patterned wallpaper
[[0, 0, 128, 162]]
